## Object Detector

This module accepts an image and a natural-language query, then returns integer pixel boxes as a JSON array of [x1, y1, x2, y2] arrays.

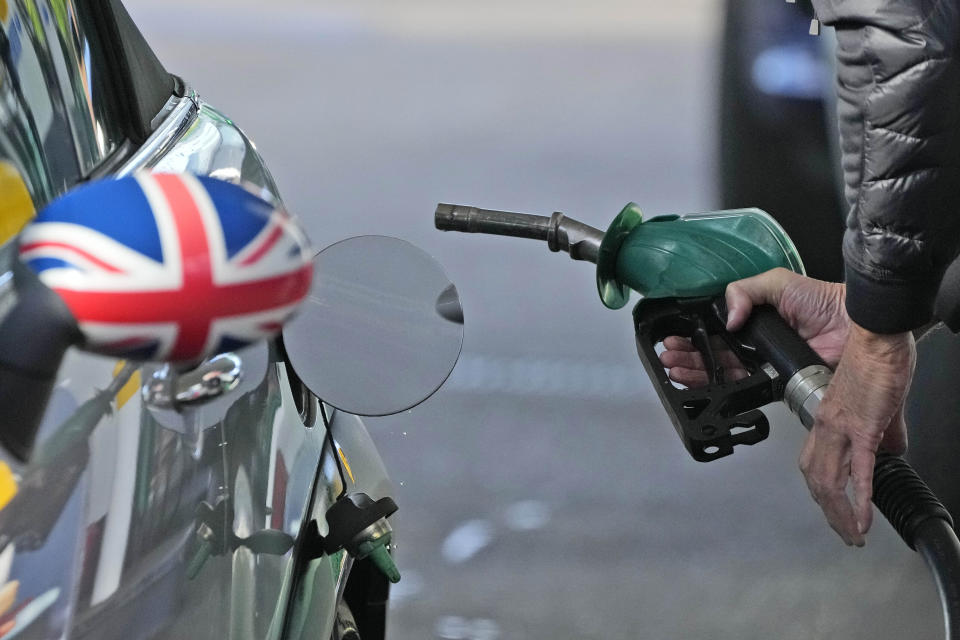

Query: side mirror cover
[[0, 173, 313, 460], [20, 172, 313, 362]]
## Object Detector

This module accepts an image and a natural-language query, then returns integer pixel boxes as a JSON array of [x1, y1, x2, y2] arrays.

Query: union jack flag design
[[20, 172, 314, 363]]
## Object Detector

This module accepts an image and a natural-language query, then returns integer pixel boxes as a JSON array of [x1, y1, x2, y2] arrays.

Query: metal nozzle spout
[[435, 204, 553, 240], [434, 203, 604, 264]]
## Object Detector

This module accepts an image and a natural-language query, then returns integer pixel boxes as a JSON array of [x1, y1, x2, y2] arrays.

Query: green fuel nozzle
[[435, 201, 817, 462], [435, 202, 805, 308]]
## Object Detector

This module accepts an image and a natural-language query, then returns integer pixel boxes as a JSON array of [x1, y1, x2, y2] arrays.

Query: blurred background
[[123, 1, 936, 638]]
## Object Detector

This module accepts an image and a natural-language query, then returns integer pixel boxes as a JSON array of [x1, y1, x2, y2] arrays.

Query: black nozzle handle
[[435, 204, 553, 241], [723, 302, 827, 378]]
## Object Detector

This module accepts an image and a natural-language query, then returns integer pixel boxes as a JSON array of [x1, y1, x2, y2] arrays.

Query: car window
[[0, 0, 126, 240]]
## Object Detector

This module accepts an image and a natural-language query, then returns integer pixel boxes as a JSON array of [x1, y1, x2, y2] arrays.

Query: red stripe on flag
[[55, 268, 312, 324], [240, 223, 284, 266], [155, 174, 216, 360]]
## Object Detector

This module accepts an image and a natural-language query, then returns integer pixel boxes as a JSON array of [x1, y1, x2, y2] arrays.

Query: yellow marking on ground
[[337, 446, 355, 483], [0, 162, 34, 244], [0, 463, 17, 513], [0, 1, 8, 23]]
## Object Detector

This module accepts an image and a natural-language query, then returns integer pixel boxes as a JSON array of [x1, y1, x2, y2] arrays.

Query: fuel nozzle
[[435, 203, 604, 264], [436, 201, 806, 310]]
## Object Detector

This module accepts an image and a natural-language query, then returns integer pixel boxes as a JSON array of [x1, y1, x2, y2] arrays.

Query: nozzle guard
[[597, 205, 805, 309]]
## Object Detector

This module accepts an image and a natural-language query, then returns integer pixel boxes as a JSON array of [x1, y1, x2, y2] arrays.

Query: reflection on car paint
[[0, 465, 16, 513], [0, 366, 134, 638], [1, 587, 60, 638], [0, 1, 127, 205], [142, 100, 281, 203], [0, 162, 34, 244]]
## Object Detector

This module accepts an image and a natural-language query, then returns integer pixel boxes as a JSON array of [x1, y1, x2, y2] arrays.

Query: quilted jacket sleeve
[[811, 0, 960, 333]]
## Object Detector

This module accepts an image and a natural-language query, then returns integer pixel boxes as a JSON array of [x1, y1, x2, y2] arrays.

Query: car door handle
[[143, 353, 243, 410]]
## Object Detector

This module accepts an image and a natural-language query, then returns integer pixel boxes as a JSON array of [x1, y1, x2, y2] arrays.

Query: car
[[0, 2, 465, 639], [718, 0, 844, 283]]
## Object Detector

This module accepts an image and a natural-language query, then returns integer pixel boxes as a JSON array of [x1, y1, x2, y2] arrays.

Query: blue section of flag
[[199, 177, 273, 260], [213, 336, 252, 355], [37, 178, 164, 263], [26, 257, 82, 273], [109, 341, 161, 361]]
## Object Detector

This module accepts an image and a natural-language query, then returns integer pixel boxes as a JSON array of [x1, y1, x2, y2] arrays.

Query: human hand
[[659, 268, 850, 386], [659, 268, 914, 545], [799, 324, 914, 545]]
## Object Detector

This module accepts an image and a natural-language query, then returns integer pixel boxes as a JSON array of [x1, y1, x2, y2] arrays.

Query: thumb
[[725, 268, 794, 331]]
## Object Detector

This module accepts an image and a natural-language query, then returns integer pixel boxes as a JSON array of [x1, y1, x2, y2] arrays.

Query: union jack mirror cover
[[19, 172, 314, 363]]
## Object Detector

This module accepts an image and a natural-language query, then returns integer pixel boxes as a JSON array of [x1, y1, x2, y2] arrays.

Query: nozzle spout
[[435, 204, 553, 241], [435, 203, 604, 264]]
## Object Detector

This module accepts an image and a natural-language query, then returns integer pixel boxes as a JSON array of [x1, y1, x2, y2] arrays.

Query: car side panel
[[0, 93, 335, 639]]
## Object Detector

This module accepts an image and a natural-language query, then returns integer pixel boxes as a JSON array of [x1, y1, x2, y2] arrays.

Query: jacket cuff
[[844, 265, 937, 334]]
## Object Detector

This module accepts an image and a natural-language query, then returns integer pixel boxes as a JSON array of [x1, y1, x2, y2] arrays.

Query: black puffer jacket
[[811, 0, 960, 333]]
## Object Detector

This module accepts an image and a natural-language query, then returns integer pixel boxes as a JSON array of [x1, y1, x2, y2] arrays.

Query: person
[[662, 0, 960, 546]]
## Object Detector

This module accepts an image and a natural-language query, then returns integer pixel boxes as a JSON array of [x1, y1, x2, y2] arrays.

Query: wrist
[[850, 322, 909, 342], [846, 322, 915, 364]]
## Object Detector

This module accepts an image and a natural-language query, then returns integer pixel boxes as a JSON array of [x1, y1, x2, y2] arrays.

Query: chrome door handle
[[143, 353, 244, 410]]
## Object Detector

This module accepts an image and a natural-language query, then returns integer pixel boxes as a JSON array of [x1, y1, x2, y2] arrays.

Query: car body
[[0, 1, 394, 638]]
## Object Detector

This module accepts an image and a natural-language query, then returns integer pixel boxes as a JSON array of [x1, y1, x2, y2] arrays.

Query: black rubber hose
[[873, 452, 954, 551], [916, 519, 960, 640], [870, 453, 960, 639]]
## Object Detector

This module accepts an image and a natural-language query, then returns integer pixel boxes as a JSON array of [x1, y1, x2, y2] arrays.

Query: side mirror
[[282, 235, 464, 416], [0, 172, 313, 460]]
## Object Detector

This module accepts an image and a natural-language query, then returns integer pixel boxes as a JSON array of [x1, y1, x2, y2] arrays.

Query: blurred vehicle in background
[[719, 0, 844, 282], [0, 1, 464, 639]]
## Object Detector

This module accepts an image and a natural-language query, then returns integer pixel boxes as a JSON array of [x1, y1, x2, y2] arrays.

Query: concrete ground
[[125, 2, 941, 638]]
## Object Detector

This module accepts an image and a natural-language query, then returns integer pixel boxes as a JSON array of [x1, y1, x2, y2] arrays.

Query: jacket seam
[[873, 55, 949, 86], [869, 125, 923, 144], [845, 257, 928, 285], [848, 268, 931, 286], [861, 165, 941, 186]]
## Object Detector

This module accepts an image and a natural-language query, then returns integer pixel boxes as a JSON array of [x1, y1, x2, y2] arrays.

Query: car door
[[0, 2, 329, 638]]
